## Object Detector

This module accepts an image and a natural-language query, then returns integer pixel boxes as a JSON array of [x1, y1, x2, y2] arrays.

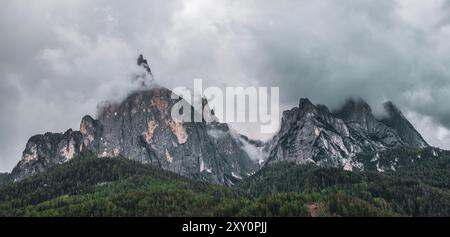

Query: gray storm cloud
[[1, 0, 450, 171]]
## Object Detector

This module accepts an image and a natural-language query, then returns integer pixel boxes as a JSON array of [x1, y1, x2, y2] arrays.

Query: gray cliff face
[[266, 98, 358, 169], [266, 98, 430, 171], [11, 87, 258, 183], [380, 101, 428, 148], [11, 130, 84, 181], [334, 99, 402, 146]]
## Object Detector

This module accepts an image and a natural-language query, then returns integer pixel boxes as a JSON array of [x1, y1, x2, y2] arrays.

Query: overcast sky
[[1, 0, 450, 172]]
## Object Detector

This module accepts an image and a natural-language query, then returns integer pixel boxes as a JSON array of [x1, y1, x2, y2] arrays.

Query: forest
[[0, 149, 449, 217]]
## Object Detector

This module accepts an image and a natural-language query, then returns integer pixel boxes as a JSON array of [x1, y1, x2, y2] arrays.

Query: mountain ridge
[[10, 86, 258, 184], [265, 97, 431, 171], [9, 90, 434, 183], [7, 56, 436, 184]]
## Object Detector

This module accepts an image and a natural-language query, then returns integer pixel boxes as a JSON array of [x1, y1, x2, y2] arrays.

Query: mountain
[[11, 87, 258, 184], [266, 98, 355, 167], [10, 90, 434, 182], [265, 98, 431, 171], [7, 55, 436, 185], [10, 56, 258, 184], [4, 54, 449, 217]]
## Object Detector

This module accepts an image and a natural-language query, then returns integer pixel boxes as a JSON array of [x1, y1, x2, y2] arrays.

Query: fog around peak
[[1, 0, 450, 171]]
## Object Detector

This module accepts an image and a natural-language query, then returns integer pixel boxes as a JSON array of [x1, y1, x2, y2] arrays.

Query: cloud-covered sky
[[1, 0, 450, 172]]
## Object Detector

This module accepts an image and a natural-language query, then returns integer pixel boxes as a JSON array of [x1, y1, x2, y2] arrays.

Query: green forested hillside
[[239, 151, 450, 217], [1, 150, 449, 217], [355, 147, 450, 188], [0, 156, 310, 217]]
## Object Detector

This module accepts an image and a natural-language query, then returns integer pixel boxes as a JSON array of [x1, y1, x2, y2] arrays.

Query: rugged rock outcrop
[[266, 98, 358, 169], [9, 55, 432, 182], [137, 54, 153, 77], [11, 130, 84, 181], [10, 55, 259, 183], [11, 87, 258, 184], [265, 98, 429, 171], [380, 101, 428, 148], [333, 99, 404, 148]]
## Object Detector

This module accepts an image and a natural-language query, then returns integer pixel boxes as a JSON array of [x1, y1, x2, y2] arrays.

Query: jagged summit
[[134, 54, 154, 87], [381, 101, 428, 148], [267, 97, 353, 167], [267, 97, 429, 171], [333, 98, 403, 147], [334, 98, 373, 122], [299, 98, 313, 107], [333, 98, 427, 146], [8, 54, 432, 182], [137, 54, 153, 76], [11, 86, 258, 183]]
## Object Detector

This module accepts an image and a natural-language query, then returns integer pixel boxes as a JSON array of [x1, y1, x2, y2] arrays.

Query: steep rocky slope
[[11, 87, 258, 184], [265, 98, 430, 171]]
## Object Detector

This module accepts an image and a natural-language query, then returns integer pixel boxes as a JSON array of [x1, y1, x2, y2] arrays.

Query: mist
[[1, 0, 450, 172]]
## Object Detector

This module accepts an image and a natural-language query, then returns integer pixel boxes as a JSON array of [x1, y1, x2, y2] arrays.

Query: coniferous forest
[[1, 148, 449, 217]]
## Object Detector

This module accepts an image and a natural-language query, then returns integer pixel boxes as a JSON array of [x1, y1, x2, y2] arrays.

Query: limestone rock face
[[380, 101, 428, 148], [11, 87, 258, 184], [266, 98, 356, 168], [11, 130, 84, 181], [265, 98, 429, 171]]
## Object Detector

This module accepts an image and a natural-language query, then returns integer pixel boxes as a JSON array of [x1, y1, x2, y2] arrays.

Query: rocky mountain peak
[[137, 54, 153, 76], [380, 101, 428, 148], [134, 54, 154, 87], [381, 101, 411, 125], [11, 84, 258, 183], [334, 98, 374, 125], [92, 86, 259, 184], [267, 97, 430, 171], [333, 98, 406, 147], [268, 98, 353, 167], [8, 56, 431, 183], [299, 98, 314, 108]]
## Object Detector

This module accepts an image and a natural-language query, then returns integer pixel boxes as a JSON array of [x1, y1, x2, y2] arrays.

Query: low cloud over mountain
[[1, 0, 450, 171]]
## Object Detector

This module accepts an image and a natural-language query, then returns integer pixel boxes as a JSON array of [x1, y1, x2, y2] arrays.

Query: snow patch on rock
[[165, 149, 173, 163], [376, 163, 385, 172], [199, 157, 212, 173], [231, 172, 242, 180]]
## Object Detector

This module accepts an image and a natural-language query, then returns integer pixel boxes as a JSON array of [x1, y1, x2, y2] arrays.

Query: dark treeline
[[1, 149, 449, 217]]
